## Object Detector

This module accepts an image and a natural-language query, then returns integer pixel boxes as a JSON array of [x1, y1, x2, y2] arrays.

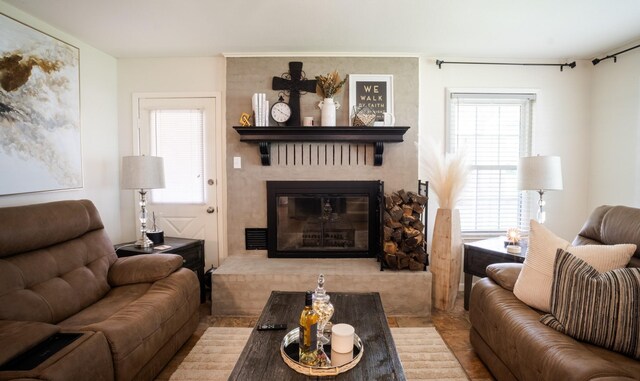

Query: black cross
[[272, 62, 317, 126]]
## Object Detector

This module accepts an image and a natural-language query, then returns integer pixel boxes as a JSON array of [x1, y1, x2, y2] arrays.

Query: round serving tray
[[280, 328, 364, 376]]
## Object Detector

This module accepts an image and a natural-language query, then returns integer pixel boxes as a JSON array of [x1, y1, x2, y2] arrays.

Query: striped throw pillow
[[540, 249, 640, 360]]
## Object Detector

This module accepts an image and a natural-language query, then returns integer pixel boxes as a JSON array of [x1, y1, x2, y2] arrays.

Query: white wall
[[588, 46, 640, 209], [0, 2, 120, 238], [5, 0, 635, 248], [419, 58, 593, 241], [117, 57, 226, 244]]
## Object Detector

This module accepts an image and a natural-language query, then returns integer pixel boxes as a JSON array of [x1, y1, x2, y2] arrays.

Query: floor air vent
[[245, 228, 268, 250]]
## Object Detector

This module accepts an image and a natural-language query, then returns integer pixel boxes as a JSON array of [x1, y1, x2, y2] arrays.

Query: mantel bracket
[[259, 142, 271, 165], [373, 142, 384, 166]]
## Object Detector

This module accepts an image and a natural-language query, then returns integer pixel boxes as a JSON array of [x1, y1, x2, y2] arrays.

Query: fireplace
[[267, 181, 382, 258]]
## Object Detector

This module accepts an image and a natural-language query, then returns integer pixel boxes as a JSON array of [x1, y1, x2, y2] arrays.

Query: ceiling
[[5, 0, 640, 60]]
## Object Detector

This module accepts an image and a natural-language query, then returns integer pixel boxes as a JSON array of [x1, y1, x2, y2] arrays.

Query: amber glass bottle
[[298, 291, 319, 365]]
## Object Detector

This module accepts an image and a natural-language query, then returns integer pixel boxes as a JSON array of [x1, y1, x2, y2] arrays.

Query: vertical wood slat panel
[[271, 143, 373, 166]]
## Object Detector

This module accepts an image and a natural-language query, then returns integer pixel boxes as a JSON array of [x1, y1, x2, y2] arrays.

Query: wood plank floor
[[158, 291, 494, 381], [429, 291, 494, 381]]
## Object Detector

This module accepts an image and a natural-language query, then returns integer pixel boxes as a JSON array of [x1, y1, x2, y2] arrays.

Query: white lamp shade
[[518, 155, 563, 191], [121, 156, 165, 190]]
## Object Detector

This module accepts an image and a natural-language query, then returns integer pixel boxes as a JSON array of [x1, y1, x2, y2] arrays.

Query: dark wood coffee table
[[228, 291, 406, 380]]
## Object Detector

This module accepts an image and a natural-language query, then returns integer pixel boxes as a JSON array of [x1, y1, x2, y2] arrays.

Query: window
[[447, 92, 534, 234], [149, 109, 205, 204]]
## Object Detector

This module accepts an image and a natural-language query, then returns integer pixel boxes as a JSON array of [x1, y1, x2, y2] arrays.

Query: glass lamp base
[[135, 233, 154, 249], [536, 190, 547, 224], [135, 188, 154, 249], [536, 210, 546, 224]]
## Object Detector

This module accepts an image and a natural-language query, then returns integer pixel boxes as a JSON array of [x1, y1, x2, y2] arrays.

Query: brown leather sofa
[[469, 205, 640, 381], [0, 200, 200, 381]]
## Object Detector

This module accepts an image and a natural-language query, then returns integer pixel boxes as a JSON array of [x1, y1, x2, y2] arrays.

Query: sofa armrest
[[485, 263, 522, 291], [108, 254, 184, 286], [0, 321, 60, 366], [0, 331, 113, 381]]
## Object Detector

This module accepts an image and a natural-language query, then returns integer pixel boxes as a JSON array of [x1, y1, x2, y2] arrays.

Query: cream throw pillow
[[512, 220, 636, 312]]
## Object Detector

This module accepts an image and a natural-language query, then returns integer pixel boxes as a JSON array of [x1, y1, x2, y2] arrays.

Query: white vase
[[319, 98, 338, 126]]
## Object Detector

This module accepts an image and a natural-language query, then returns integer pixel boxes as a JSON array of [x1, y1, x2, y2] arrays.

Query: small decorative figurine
[[239, 112, 252, 126]]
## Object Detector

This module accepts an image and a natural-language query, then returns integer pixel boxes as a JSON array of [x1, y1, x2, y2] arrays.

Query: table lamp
[[517, 155, 563, 224], [122, 155, 165, 248]]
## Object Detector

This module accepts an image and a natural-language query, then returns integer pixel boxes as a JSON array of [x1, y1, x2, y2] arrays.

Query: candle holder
[[505, 227, 522, 254]]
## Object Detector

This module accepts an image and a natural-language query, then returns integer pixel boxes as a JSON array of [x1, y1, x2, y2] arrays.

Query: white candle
[[331, 323, 355, 353], [331, 349, 354, 366], [507, 245, 521, 254]]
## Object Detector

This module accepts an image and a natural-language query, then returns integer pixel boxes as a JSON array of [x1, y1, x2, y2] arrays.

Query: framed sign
[[348, 74, 393, 126], [0, 13, 81, 195]]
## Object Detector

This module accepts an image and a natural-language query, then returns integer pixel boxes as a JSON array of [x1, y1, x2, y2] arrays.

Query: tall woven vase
[[431, 208, 462, 311]]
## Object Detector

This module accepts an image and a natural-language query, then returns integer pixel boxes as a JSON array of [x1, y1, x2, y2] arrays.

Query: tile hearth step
[[211, 255, 432, 317]]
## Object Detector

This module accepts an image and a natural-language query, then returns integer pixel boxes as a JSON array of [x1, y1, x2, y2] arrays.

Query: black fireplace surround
[[267, 181, 382, 258]]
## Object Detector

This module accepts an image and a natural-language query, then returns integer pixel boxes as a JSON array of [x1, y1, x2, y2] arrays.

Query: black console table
[[233, 126, 409, 166], [115, 237, 205, 303], [463, 237, 527, 310]]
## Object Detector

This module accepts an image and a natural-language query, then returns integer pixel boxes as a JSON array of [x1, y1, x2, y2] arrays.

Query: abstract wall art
[[0, 13, 81, 196]]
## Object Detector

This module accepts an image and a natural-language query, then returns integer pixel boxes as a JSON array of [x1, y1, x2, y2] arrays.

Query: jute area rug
[[164, 326, 469, 380]]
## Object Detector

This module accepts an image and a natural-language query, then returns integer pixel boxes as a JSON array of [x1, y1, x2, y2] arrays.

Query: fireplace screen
[[267, 181, 382, 258], [277, 195, 368, 251]]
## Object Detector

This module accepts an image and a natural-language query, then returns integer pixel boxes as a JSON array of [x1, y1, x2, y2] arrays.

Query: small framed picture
[[348, 74, 394, 126]]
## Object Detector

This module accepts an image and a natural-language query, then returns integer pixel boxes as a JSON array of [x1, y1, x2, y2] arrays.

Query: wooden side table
[[463, 236, 527, 310], [115, 237, 205, 303]]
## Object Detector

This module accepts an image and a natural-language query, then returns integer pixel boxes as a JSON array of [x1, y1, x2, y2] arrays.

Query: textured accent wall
[[226, 57, 419, 255]]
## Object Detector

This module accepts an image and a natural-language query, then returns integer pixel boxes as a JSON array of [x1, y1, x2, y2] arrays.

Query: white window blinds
[[447, 92, 534, 234], [150, 109, 205, 204]]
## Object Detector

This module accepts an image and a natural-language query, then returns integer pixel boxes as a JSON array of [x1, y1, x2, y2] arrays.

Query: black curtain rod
[[435, 60, 576, 71], [592, 43, 640, 65]]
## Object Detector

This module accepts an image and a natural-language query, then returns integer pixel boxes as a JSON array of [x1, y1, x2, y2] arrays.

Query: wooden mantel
[[233, 126, 410, 166]]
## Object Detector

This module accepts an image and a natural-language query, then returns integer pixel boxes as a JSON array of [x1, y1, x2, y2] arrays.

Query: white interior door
[[136, 95, 222, 267]]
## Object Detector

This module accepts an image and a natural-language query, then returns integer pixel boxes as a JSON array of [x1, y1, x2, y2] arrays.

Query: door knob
[[206, 207, 215, 214]]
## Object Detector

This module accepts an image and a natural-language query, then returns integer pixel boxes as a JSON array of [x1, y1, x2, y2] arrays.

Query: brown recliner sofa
[[469, 205, 640, 381], [0, 200, 200, 381]]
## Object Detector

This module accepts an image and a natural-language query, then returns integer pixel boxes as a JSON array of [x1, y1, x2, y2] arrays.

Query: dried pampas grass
[[420, 141, 469, 210], [315, 70, 347, 99]]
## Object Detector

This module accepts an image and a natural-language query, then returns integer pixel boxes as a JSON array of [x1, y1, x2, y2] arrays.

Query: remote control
[[257, 324, 287, 331]]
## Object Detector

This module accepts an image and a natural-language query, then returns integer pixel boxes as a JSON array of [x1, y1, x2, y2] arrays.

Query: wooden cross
[[272, 62, 317, 126]]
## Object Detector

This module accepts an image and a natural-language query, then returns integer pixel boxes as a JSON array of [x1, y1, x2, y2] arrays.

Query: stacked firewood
[[383, 189, 428, 271]]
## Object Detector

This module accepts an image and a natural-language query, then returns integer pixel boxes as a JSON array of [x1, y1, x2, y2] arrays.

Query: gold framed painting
[[0, 13, 81, 195]]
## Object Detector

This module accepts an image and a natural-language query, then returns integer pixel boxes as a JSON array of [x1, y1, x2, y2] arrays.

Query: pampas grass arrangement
[[420, 141, 469, 210], [423, 140, 469, 311]]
